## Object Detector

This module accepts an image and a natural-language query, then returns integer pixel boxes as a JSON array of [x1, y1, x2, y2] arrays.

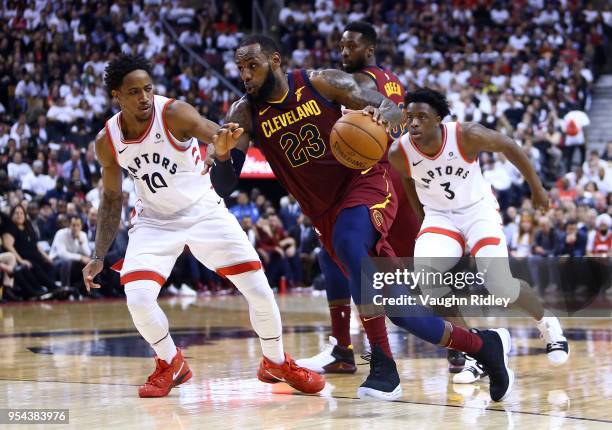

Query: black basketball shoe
[[357, 345, 402, 400], [471, 328, 514, 402], [447, 349, 466, 373]]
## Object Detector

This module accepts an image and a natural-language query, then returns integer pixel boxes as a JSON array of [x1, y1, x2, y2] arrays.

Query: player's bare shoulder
[[94, 127, 115, 166], [227, 95, 253, 134]]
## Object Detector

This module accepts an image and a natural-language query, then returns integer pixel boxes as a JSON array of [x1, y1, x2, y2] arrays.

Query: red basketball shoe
[[257, 353, 326, 394], [138, 348, 192, 398]]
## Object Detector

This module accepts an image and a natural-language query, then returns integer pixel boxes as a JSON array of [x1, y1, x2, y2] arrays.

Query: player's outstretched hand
[[531, 185, 550, 212], [82, 259, 104, 292], [212, 123, 244, 159]]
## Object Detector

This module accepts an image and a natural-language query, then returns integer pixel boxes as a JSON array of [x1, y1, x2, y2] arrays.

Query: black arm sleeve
[[210, 148, 246, 197]]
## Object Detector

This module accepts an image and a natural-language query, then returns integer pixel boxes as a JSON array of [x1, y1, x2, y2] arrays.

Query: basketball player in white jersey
[[82, 54, 324, 397], [388, 88, 569, 384]]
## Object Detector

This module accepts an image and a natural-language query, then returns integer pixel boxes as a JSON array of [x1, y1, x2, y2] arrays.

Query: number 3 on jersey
[[279, 123, 326, 167], [440, 182, 455, 200]]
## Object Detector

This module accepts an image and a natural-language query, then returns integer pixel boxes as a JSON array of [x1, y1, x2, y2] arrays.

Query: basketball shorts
[[414, 198, 520, 302], [119, 202, 261, 286], [313, 164, 398, 269]]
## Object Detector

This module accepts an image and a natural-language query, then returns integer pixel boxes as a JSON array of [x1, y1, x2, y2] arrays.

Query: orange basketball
[[330, 112, 389, 170]]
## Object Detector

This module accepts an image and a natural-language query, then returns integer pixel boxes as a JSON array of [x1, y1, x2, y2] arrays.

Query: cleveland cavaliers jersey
[[358, 65, 405, 141], [250, 70, 366, 219], [397, 122, 494, 211], [104, 94, 214, 221]]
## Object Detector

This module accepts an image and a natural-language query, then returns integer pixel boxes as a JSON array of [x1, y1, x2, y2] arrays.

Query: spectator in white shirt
[[65, 83, 83, 109], [124, 14, 142, 37], [179, 25, 202, 47], [198, 70, 219, 97], [536, 4, 560, 25], [47, 98, 76, 124], [292, 40, 310, 67], [10, 114, 31, 141], [21, 160, 56, 197], [50, 215, 91, 290], [317, 15, 337, 37], [7, 151, 32, 184], [217, 29, 238, 51], [490, 3, 510, 25], [508, 30, 529, 51]]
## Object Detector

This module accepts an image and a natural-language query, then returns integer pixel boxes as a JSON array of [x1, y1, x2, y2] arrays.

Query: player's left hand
[[212, 123, 244, 159], [342, 107, 388, 129], [531, 185, 549, 211]]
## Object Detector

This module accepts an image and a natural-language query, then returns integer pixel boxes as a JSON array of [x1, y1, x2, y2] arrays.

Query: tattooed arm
[[309, 69, 402, 130], [82, 128, 123, 291]]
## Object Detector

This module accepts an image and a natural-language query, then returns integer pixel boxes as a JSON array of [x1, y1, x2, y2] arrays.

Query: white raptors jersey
[[105, 95, 216, 222], [397, 122, 494, 210]]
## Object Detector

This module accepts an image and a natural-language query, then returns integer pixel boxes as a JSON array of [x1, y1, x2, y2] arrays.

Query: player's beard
[[343, 57, 366, 74], [253, 66, 277, 103]]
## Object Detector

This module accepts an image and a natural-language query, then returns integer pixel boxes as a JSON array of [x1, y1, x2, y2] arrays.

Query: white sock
[[227, 270, 285, 364], [126, 280, 177, 364]]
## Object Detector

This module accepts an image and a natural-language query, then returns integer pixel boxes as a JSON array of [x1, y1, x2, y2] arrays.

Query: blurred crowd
[[0, 0, 609, 303]]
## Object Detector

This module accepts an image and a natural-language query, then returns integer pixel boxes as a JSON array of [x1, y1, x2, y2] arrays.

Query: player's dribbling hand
[[82, 259, 104, 292], [212, 122, 244, 160], [531, 185, 550, 212], [342, 107, 388, 129]]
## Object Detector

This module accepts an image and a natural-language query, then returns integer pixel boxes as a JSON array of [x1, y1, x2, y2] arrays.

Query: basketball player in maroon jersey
[[209, 35, 518, 402], [297, 21, 436, 375]]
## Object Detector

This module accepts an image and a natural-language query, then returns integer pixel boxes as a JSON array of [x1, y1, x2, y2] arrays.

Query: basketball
[[330, 112, 389, 169]]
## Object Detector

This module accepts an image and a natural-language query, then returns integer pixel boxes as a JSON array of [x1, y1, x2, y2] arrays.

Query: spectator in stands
[[2, 205, 56, 295], [530, 215, 559, 292], [241, 215, 256, 246], [279, 194, 301, 231], [587, 213, 611, 256], [562, 109, 590, 172], [50, 215, 91, 294], [289, 214, 319, 286], [21, 160, 56, 197], [255, 213, 293, 288], [230, 191, 259, 223], [556, 219, 588, 257], [7, 151, 32, 185]]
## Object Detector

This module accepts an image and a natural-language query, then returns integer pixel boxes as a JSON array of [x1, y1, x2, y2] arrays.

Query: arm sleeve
[[210, 148, 246, 197]]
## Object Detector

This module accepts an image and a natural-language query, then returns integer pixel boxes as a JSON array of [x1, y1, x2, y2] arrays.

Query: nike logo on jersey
[[259, 106, 271, 115], [412, 160, 423, 166], [118, 147, 128, 154], [173, 362, 184, 380], [217, 198, 222, 205]]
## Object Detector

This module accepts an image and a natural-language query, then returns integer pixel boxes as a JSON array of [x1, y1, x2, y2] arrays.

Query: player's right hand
[[212, 123, 244, 159], [82, 259, 104, 292]]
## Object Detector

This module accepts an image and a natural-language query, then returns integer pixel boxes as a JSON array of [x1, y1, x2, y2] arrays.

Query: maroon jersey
[[250, 70, 362, 219], [358, 65, 418, 257], [358, 65, 406, 141]]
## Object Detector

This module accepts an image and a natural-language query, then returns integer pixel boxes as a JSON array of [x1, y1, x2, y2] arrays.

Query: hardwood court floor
[[1, 293, 611, 429]]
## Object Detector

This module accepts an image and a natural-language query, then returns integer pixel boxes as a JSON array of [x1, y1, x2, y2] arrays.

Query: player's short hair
[[343, 21, 377, 45], [404, 87, 451, 119], [238, 34, 281, 55], [104, 54, 152, 93]]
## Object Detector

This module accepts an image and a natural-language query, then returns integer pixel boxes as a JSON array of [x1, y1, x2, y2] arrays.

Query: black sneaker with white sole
[[471, 328, 514, 402], [357, 345, 402, 401]]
